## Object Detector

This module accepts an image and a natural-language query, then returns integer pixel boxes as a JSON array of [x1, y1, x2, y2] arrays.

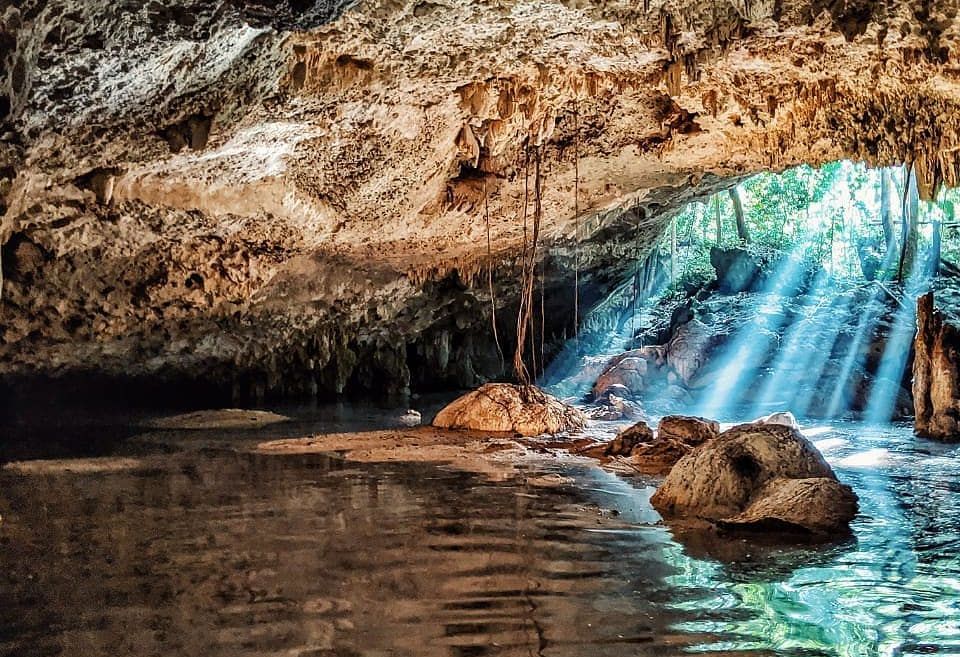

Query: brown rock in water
[[914, 292, 960, 440], [605, 420, 654, 456], [650, 423, 858, 536], [657, 415, 720, 446], [717, 478, 859, 535], [433, 383, 586, 436], [621, 415, 719, 474]]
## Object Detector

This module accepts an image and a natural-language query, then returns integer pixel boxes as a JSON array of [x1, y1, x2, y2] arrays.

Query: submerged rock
[[146, 409, 290, 430], [914, 292, 960, 440], [433, 383, 586, 436], [650, 423, 858, 536]]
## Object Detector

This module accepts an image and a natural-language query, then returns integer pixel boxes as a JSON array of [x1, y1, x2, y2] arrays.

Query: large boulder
[[711, 246, 761, 294], [650, 423, 858, 535], [433, 383, 586, 436], [914, 292, 960, 440]]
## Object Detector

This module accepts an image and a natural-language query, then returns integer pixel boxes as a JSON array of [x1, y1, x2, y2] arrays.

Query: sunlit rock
[[432, 384, 585, 436], [585, 390, 646, 422], [914, 292, 960, 440], [752, 411, 800, 430], [651, 423, 858, 536], [592, 353, 649, 398]]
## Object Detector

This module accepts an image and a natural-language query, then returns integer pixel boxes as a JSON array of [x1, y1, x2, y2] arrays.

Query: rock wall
[[4, 0, 960, 399], [914, 292, 960, 440]]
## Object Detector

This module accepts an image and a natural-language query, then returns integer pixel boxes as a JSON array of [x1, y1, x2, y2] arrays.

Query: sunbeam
[[746, 267, 842, 417], [691, 246, 811, 419]]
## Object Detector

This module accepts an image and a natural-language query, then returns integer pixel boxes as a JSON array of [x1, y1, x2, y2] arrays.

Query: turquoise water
[[0, 414, 958, 656]]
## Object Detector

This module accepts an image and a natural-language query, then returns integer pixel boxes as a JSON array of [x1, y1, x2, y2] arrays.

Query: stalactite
[[630, 199, 643, 348], [573, 100, 581, 352], [483, 178, 504, 372]]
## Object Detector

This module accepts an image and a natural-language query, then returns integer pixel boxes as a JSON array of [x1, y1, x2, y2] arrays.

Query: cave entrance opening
[[544, 160, 960, 425]]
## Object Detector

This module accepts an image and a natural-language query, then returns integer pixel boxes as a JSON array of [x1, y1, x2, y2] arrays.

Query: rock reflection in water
[[0, 449, 684, 657], [1, 421, 960, 656]]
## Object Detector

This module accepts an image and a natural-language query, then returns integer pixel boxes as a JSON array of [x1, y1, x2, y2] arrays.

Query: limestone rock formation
[[657, 414, 720, 445], [651, 423, 858, 535], [914, 292, 960, 440], [711, 247, 761, 294], [605, 419, 654, 456], [432, 383, 586, 436], [626, 415, 719, 473], [593, 353, 649, 398], [717, 477, 860, 535], [596, 414, 719, 473], [5, 0, 960, 398]]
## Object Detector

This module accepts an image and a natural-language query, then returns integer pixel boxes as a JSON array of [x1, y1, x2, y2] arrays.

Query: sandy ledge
[[257, 427, 602, 483]]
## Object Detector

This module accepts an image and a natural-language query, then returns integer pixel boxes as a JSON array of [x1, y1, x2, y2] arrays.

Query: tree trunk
[[931, 219, 942, 279], [728, 187, 750, 243], [880, 168, 895, 253], [670, 217, 677, 283], [714, 194, 722, 245], [898, 163, 920, 282], [914, 292, 960, 440]]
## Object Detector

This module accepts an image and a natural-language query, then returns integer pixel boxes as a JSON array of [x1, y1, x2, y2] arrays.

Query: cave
[[3, 1, 960, 655]]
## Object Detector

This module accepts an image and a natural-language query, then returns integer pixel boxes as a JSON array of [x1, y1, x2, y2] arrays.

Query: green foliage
[[664, 160, 960, 290]]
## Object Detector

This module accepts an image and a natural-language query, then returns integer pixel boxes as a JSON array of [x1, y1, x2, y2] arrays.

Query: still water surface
[[1, 411, 959, 657]]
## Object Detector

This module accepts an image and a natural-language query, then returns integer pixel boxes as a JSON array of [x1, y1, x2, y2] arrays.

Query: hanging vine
[[513, 143, 544, 388], [514, 145, 533, 386]]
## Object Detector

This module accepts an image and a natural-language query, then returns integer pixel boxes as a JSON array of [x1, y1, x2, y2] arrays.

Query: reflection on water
[[1, 419, 960, 657]]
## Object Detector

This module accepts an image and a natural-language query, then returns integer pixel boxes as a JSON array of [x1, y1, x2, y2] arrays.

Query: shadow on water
[[0, 410, 959, 656]]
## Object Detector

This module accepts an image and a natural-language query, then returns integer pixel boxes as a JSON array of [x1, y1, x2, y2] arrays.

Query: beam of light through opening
[[692, 246, 809, 420], [746, 268, 841, 417], [863, 255, 928, 424], [791, 310, 857, 418], [824, 289, 884, 418]]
